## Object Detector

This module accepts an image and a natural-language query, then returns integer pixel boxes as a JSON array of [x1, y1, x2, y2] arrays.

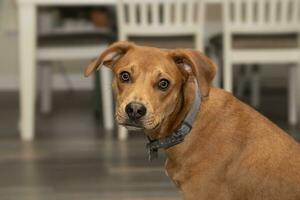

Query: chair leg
[[195, 33, 204, 52], [213, 64, 221, 88], [224, 59, 233, 92], [100, 67, 114, 130], [208, 46, 221, 88], [236, 65, 247, 98], [288, 64, 297, 126], [250, 65, 260, 108], [118, 125, 128, 140], [40, 62, 52, 114], [223, 32, 232, 92], [94, 71, 101, 119]]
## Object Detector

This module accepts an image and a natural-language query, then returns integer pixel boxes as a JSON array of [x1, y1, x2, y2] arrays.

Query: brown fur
[[85, 41, 300, 200]]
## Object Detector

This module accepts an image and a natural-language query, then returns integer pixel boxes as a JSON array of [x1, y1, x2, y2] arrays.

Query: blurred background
[[0, 0, 299, 199]]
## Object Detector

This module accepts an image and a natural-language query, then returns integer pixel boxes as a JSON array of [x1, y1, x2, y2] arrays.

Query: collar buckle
[[173, 121, 192, 138]]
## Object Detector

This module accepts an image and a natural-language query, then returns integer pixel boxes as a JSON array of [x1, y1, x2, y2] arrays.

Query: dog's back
[[208, 88, 300, 199]]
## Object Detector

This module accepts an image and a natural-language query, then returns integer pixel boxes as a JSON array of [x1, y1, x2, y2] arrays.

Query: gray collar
[[146, 79, 201, 161]]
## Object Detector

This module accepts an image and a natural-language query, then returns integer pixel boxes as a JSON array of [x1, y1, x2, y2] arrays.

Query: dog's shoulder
[[205, 87, 299, 148], [203, 87, 247, 116]]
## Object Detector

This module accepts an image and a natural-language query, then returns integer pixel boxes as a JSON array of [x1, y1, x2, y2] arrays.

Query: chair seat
[[38, 33, 115, 47], [37, 33, 115, 61], [233, 34, 298, 49], [129, 36, 195, 49], [37, 45, 108, 61], [210, 34, 298, 49]]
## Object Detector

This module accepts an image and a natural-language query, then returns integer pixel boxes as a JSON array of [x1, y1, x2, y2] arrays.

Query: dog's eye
[[158, 79, 170, 90], [119, 71, 131, 82]]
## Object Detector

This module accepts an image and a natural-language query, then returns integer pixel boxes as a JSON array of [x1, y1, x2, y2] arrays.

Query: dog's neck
[[161, 81, 195, 137], [148, 77, 208, 164], [146, 77, 197, 147]]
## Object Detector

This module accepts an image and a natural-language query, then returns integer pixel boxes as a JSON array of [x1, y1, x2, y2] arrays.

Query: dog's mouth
[[116, 111, 162, 131], [120, 122, 145, 131], [119, 121, 160, 131]]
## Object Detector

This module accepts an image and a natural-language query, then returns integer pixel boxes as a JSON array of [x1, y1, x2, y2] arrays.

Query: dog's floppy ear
[[84, 41, 134, 77], [170, 49, 217, 97]]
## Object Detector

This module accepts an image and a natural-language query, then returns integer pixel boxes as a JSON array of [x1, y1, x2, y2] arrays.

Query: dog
[[84, 41, 300, 200]]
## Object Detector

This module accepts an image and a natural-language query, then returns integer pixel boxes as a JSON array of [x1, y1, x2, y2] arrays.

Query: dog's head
[[85, 41, 216, 134]]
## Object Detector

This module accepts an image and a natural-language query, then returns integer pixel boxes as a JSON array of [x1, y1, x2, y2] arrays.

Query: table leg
[[19, 4, 37, 141], [100, 67, 114, 130], [288, 64, 298, 126], [40, 62, 52, 114]]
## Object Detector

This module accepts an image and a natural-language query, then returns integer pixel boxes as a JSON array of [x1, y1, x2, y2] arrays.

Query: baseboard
[[0, 74, 93, 91]]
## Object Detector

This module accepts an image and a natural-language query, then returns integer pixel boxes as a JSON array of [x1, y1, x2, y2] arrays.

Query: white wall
[[0, 0, 93, 91], [0, 0, 20, 90], [0, 0, 18, 76]]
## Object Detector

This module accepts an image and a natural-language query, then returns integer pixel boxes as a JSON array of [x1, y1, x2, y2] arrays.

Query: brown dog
[[85, 41, 300, 200]]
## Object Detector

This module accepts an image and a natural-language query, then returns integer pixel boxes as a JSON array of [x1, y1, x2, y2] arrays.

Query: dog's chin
[[124, 125, 144, 131], [119, 122, 161, 132], [119, 122, 144, 132]]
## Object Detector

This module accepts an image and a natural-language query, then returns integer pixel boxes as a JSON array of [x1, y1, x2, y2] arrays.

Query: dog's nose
[[125, 102, 147, 120]]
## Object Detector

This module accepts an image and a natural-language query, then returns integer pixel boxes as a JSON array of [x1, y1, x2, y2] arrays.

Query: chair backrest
[[223, 0, 300, 34], [117, 0, 205, 50]]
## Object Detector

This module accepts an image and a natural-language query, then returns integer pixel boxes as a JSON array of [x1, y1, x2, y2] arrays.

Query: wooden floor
[[0, 90, 299, 200]]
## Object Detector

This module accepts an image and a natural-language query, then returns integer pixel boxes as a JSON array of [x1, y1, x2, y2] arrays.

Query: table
[[17, 0, 221, 141]]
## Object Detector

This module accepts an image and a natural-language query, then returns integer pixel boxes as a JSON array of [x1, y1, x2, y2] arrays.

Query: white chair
[[38, 44, 115, 131], [223, 0, 300, 125], [116, 0, 206, 140]]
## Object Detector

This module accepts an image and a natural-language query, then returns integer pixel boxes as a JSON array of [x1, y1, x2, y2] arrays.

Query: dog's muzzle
[[122, 102, 147, 130]]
